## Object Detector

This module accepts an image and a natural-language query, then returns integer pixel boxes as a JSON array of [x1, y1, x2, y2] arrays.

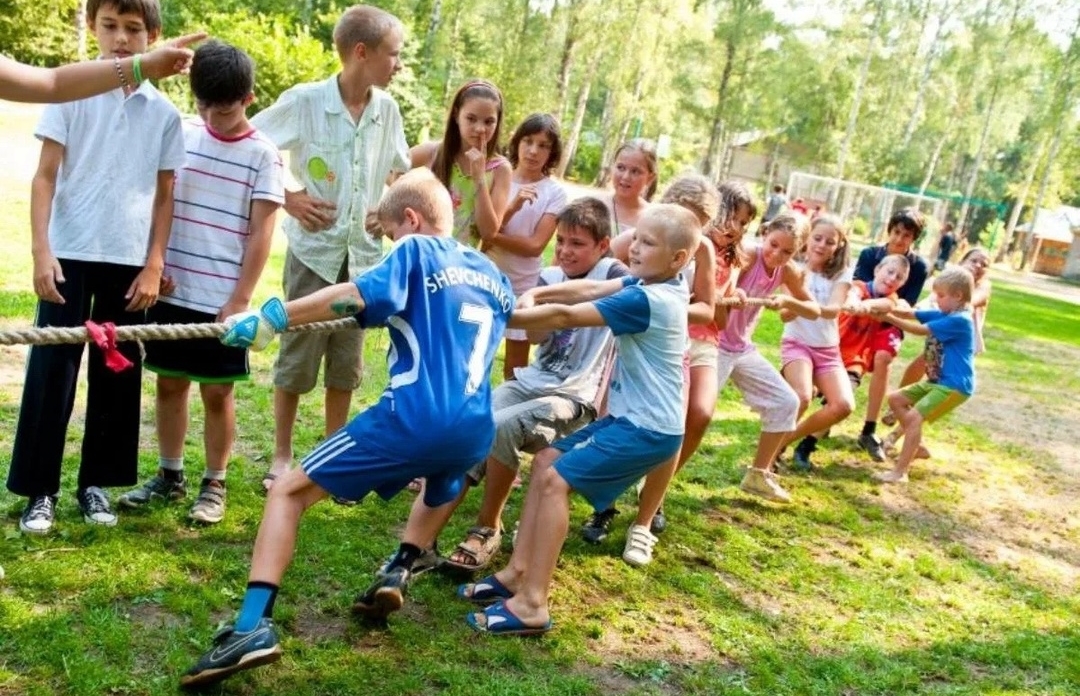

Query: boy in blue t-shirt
[[457, 204, 701, 636], [874, 267, 976, 484], [180, 169, 514, 688]]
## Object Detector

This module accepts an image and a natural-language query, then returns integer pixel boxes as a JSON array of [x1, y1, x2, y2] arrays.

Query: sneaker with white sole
[[622, 524, 658, 567], [189, 480, 227, 524], [20, 494, 57, 534], [872, 469, 909, 484], [76, 487, 117, 526], [180, 618, 282, 688], [118, 473, 187, 508], [858, 433, 886, 462], [739, 468, 792, 504]]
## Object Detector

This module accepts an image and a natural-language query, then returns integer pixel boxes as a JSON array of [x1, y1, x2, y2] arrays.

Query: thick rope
[[0, 317, 359, 347], [0, 299, 884, 347]]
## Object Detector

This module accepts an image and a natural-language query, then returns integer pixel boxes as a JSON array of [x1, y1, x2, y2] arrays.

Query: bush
[[0, 0, 81, 66]]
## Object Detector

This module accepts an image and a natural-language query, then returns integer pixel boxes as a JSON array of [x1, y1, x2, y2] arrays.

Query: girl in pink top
[[718, 214, 820, 504]]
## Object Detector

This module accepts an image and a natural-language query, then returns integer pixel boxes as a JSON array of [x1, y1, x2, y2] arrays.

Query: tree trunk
[[900, 7, 948, 148], [555, 10, 579, 123], [1020, 125, 1064, 270], [591, 89, 615, 186], [954, 81, 1000, 238], [557, 53, 603, 179], [421, 0, 444, 71], [75, 1, 88, 61], [918, 131, 948, 196], [836, 2, 883, 179], [996, 139, 1044, 262], [702, 32, 737, 177]]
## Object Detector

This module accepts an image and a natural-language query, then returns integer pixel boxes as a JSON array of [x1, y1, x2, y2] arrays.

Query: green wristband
[[132, 54, 144, 84]]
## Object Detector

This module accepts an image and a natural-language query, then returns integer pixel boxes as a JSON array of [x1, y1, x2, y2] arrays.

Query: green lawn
[[1, 109, 1078, 695]]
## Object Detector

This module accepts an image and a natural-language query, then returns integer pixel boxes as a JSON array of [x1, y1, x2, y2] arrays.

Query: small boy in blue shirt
[[180, 169, 515, 688], [874, 267, 976, 483], [458, 204, 701, 636]]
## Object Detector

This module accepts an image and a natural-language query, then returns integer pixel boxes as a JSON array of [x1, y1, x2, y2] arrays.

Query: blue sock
[[235, 582, 278, 633]]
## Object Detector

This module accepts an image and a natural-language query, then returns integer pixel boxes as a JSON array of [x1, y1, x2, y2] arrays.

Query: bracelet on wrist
[[113, 56, 129, 89]]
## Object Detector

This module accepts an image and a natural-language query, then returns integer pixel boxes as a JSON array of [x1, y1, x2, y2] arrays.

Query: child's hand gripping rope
[[221, 297, 289, 350]]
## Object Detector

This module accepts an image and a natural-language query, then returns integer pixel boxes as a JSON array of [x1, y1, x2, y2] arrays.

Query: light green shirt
[[252, 76, 411, 283]]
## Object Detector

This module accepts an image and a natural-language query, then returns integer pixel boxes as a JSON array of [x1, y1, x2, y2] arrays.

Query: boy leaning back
[[459, 204, 700, 636], [118, 41, 284, 524], [9, 0, 185, 534], [875, 267, 976, 483], [180, 169, 514, 688]]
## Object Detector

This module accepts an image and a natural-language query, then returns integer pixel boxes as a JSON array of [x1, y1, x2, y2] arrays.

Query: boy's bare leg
[[487, 447, 559, 591], [890, 395, 923, 477], [400, 480, 464, 551], [157, 376, 191, 459], [325, 386, 352, 435], [270, 388, 300, 485], [635, 454, 678, 526], [752, 431, 789, 472], [865, 350, 894, 422], [249, 470, 330, 583], [448, 457, 518, 564], [200, 383, 235, 476], [678, 365, 718, 469], [898, 355, 926, 389]]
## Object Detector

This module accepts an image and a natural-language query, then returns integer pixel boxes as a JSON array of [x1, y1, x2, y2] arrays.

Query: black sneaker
[[649, 508, 667, 535], [792, 438, 817, 471], [351, 566, 410, 620], [76, 486, 117, 526], [118, 473, 186, 508], [858, 433, 886, 463], [180, 618, 282, 689], [581, 507, 619, 544], [376, 544, 442, 578], [19, 494, 57, 535]]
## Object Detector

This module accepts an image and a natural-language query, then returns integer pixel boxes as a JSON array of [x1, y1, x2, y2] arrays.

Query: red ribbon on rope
[[84, 320, 133, 372]]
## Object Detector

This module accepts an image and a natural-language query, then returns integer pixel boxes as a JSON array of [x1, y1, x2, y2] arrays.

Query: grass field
[[1, 106, 1078, 696]]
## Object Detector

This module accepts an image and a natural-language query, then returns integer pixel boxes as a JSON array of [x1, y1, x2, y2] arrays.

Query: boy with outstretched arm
[[851, 208, 929, 461], [9, 0, 185, 534], [118, 41, 284, 524], [457, 204, 701, 636], [875, 267, 976, 483], [180, 169, 514, 688]]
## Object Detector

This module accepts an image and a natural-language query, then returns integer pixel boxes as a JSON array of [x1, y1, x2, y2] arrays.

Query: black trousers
[[7, 259, 145, 497]]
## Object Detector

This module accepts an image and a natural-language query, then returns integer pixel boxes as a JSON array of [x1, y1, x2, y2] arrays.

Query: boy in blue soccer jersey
[[180, 169, 515, 688], [874, 267, 976, 484], [458, 204, 702, 636]]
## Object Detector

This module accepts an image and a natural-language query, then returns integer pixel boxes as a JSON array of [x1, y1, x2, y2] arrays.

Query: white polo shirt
[[251, 76, 411, 283], [35, 80, 186, 267]]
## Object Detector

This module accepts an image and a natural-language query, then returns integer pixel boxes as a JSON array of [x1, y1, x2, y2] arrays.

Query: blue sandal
[[466, 601, 552, 636], [456, 574, 514, 604]]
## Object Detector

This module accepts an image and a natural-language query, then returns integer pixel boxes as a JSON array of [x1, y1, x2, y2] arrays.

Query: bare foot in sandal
[[444, 525, 502, 572]]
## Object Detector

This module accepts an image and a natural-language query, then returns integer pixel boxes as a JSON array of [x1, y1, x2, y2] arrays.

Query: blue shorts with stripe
[[301, 403, 493, 508], [552, 416, 682, 512]]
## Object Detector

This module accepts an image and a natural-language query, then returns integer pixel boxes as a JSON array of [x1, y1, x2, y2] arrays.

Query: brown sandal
[[443, 525, 503, 572]]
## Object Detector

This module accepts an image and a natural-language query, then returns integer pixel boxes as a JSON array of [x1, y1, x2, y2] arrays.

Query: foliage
[[0, 0, 81, 66]]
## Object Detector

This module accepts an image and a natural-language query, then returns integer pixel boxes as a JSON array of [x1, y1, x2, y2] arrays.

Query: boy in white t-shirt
[[10, 0, 186, 535], [118, 40, 284, 524]]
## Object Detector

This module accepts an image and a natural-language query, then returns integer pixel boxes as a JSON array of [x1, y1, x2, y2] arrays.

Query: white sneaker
[[739, 468, 792, 504], [622, 524, 658, 567], [872, 469, 909, 484], [77, 486, 118, 526], [20, 494, 57, 534]]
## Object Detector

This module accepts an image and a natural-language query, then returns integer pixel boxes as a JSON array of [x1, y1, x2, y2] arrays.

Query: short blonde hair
[[660, 174, 720, 226], [333, 5, 402, 59], [639, 203, 702, 258], [376, 169, 453, 235], [933, 267, 974, 304]]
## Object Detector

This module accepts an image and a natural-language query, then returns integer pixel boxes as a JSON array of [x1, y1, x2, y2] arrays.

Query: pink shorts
[[781, 338, 845, 376]]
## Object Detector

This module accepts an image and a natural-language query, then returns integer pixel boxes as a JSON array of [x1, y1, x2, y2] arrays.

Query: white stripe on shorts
[[302, 432, 356, 475]]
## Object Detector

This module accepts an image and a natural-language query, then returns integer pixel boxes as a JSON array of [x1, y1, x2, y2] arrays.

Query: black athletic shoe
[[180, 618, 281, 689], [581, 507, 619, 544], [792, 438, 817, 471], [858, 433, 886, 463], [377, 544, 442, 577], [352, 566, 410, 620], [649, 508, 667, 535]]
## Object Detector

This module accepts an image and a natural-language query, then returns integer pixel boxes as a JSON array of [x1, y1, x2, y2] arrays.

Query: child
[[605, 139, 658, 234], [590, 175, 723, 562], [9, 0, 186, 534], [851, 208, 929, 461], [412, 79, 513, 247], [717, 214, 822, 504], [380, 197, 626, 576], [459, 204, 701, 635], [483, 113, 567, 379], [775, 215, 855, 470], [250, 5, 412, 491], [117, 41, 284, 524], [0, 33, 203, 103], [180, 169, 514, 687], [874, 268, 976, 483]]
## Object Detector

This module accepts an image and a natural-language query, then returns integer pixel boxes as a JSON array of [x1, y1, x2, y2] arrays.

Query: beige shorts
[[687, 337, 719, 369], [273, 249, 365, 394]]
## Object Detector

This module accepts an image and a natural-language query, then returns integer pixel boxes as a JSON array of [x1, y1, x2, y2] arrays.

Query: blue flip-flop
[[466, 601, 552, 636], [456, 574, 514, 604]]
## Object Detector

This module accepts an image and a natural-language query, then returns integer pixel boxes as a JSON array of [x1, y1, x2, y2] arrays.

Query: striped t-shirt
[[162, 118, 285, 314]]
